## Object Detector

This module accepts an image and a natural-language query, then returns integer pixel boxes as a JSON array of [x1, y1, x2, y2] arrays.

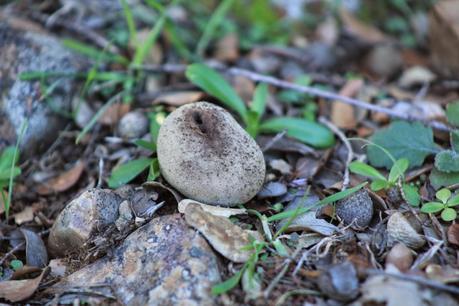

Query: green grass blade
[[5, 121, 27, 218], [259, 117, 334, 148], [120, 0, 137, 44], [196, 0, 235, 57], [108, 157, 152, 188], [212, 264, 246, 295], [267, 182, 367, 222], [76, 92, 122, 144], [132, 4, 168, 66], [186, 64, 248, 123], [349, 161, 386, 182], [251, 83, 268, 117], [63, 39, 128, 64]]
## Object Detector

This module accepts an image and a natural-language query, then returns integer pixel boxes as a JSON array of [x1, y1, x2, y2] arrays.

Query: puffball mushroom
[[157, 102, 265, 207]]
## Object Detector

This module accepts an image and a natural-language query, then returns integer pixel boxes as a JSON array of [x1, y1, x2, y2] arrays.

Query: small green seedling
[[349, 158, 409, 191], [211, 182, 367, 295], [108, 112, 162, 188], [185, 64, 335, 148], [421, 188, 459, 221]]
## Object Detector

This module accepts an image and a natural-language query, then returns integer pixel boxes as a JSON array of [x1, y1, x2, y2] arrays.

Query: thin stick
[[262, 131, 287, 152], [227, 67, 451, 132], [318, 117, 353, 190], [136, 64, 452, 132], [28, 12, 120, 55], [366, 269, 459, 295], [264, 242, 304, 298]]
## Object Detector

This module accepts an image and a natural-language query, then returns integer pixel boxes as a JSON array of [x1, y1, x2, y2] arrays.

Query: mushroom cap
[[157, 102, 265, 206]]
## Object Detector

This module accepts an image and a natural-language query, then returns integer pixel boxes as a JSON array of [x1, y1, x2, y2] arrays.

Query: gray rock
[[365, 44, 402, 78], [52, 214, 221, 306], [387, 212, 426, 250], [0, 20, 86, 157], [157, 102, 265, 206], [48, 189, 123, 257], [335, 189, 373, 228], [257, 181, 287, 199], [118, 111, 149, 139]]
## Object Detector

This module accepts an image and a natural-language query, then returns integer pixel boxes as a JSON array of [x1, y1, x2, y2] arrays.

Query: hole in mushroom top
[[192, 111, 207, 134]]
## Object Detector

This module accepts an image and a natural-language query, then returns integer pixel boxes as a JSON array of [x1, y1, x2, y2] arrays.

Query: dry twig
[[137, 63, 452, 132], [318, 117, 353, 190], [366, 269, 459, 295]]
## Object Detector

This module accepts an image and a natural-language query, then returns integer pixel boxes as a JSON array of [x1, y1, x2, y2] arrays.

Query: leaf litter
[[1, 1, 459, 305]]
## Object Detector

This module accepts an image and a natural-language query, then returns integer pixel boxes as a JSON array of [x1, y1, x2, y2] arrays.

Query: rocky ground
[[1, 0, 459, 305]]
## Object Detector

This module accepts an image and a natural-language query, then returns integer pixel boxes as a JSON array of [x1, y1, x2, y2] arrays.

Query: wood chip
[[152, 91, 204, 106], [0, 268, 48, 302], [36, 161, 85, 195]]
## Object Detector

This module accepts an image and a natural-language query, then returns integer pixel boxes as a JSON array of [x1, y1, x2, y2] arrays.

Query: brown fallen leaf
[[99, 103, 130, 125], [184, 203, 263, 263], [331, 79, 364, 129], [0, 267, 48, 302], [355, 267, 427, 306], [339, 9, 389, 44], [21, 228, 48, 268], [13, 206, 34, 225], [178, 199, 247, 218], [429, 0, 459, 77], [36, 161, 85, 195], [215, 33, 239, 62], [152, 91, 204, 106], [447, 223, 459, 246]]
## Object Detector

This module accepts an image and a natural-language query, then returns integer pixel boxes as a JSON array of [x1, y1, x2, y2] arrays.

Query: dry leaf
[[331, 79, 364, 129], [215, 33, 239, 62], [99, 103, 130, 125], [355, 268, 427, 306], [429, 0, 459, 77], [447, 223, 459, 246], [36, 161, 85, 195], [21, 229, 48, 268], [340, 9, 388, 44], [184, 203, 263, 263], [0, 267, 48, 302], [233, 75, 255, 103], [152, 91, 204, 106], [14, 206, 34, 225], [178, 199, 247, 218], [425, 264, 459, 284], [277, 194, 338, 236], [269, 159, 292, 175]]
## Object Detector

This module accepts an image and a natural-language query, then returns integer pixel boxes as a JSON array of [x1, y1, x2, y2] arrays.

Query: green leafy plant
[[366, 121, 439, 170], [421, 188, 459, 221], [108, 113, 161, 188], [211, 182, 367, 295], [349, 158, 408, 191], [429, 101, 459, 189], [186, 64, 335, 148], [349, 138, 421, 206], [0, 146, 22, 217]]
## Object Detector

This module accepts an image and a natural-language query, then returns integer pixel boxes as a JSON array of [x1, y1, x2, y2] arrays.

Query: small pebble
[[118, 111, 149, 139], [387, 212, 425, 250], [335, 189, 374, 228], [386, 243, 413, 271], [365, 44, 402, 78], [257, 181, 287, 199]]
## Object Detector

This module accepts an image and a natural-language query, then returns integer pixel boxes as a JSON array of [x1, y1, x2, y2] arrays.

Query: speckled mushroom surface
[[157, 102, 266, 206]]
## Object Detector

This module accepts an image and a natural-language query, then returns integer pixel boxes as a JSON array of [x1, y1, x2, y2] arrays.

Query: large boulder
[[0, 18, 87, 157], [51, 214, 221, 306]]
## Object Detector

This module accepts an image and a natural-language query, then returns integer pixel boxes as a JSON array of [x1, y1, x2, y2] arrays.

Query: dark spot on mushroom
[[192, 111, 206, 134]]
